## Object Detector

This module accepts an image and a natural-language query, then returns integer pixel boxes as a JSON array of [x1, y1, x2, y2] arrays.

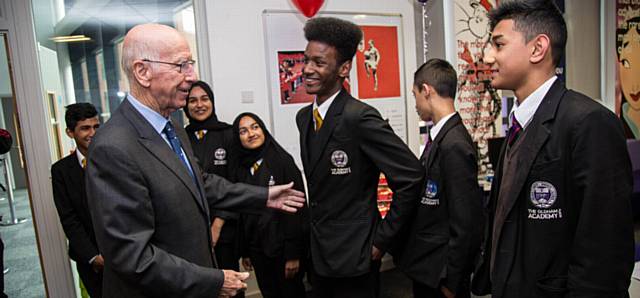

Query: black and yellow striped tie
[[313, 108, 323, 131], [196, 130, 205, 140], [252, 162, 260, 174]]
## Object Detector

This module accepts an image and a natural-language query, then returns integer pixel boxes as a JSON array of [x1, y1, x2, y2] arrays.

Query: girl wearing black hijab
[[232, 112, 307, 298], [184, 81, 243, 297]]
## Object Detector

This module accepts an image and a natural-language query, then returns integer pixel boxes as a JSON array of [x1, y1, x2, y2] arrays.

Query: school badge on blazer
[[213, 148, 227, 165], [528, 180, 562, 220], [420, 179, 439, 205], [330, 150, 351, 175]]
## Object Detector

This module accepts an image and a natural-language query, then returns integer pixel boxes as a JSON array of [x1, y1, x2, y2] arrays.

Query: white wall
[[565, 0, 601, 101], [204, 0, 421, 154]]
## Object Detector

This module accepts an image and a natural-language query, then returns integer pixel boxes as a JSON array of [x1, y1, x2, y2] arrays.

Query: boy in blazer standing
[[296, 17, 424, 298], [395, 58, 483, 298], [473, 1, 634, 297], [51, 103, 103, 297]]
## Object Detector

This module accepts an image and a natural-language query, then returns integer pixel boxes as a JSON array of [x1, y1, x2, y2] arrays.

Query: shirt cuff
[[88, 255, 99, 265]]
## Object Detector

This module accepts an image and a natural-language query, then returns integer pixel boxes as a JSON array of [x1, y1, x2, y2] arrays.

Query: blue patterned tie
[[163, 121, 195, 179]]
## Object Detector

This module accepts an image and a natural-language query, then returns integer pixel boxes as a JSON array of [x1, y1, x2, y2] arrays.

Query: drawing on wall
[[454, 0, 502, 176], [355, 25, 401, 99], [616, 2, 640, 139]]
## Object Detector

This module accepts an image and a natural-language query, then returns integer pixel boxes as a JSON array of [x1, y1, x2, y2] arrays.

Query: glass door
[[0, 31, 46, 298]]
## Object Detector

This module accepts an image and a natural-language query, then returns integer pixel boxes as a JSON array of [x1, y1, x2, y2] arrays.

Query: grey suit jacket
[[87, 98, 267, 298]]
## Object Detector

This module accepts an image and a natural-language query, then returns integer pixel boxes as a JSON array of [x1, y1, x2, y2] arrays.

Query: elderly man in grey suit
[[86, 23, 305, 298]]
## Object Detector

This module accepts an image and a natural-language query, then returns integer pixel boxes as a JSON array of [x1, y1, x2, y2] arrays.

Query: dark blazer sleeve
[[439, 139, 483, 294], [51, 162, 99, 264], [567, 108, 634, 296], [87, 143, 224, 297], [356, 106, 424, 252], [281, 156, 307, 261], [202, 173, 268, 214]]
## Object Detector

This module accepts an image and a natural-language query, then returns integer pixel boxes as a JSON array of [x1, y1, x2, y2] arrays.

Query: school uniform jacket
[[51, 153, 99, 264], [187, 127, 240, 244], [472, 81, 634, 298], [296, 89, 424, 277], [237, 157, 307, 261], [395, 113, 483, 293]]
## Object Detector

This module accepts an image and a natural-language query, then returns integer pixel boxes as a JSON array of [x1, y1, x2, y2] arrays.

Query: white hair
[[121, 37, 160, 81]]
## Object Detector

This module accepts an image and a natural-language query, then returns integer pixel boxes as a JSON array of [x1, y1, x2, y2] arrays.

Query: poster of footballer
[[355, 25, 402, 99]]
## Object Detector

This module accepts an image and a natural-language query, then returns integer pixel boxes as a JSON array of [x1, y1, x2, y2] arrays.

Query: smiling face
[[619, 27, 640, 110], [67, 116, 100, 155], [303, 41, 350, 104], [238, 116, 265, 150], [483, 19, 531, 93], [187, 86, 213, 121]]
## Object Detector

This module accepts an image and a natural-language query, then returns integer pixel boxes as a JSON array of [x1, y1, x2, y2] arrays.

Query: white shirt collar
[[313, 89, 341, 119], [75, 149, 85, 168], [429, 112, 457, 140], [510, 76, 557, 130], [127, 93, 169, 135]]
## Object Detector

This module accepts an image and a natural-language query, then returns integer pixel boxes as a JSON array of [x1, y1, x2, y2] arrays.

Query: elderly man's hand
[[266, 182, 305, 213], [218, 270, 249, 298]]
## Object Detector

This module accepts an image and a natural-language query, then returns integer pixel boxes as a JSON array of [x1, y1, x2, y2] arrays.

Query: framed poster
[[263, 11, 408, 167]]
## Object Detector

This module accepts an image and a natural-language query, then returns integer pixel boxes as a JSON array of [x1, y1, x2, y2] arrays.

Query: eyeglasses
[[142, 59, 196, 74]]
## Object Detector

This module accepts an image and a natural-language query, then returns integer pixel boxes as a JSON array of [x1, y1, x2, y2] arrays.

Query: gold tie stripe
[[81, 158, 86, 169], [196, 130, 205, 140], [252, 162, 260, 174], [313, 108, 323, 132]]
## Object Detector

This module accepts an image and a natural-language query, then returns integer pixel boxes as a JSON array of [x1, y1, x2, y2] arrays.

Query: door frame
[[0, 0, 76, 297]]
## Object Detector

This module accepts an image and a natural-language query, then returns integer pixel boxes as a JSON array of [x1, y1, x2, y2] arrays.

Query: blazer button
[[310, 201, 318, 208]]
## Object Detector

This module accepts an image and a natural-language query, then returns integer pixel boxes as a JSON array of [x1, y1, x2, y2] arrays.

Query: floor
[[1, 188, 45, 298]]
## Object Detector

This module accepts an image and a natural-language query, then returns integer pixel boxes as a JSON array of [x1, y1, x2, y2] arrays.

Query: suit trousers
[[76, 262, 103, 298], [310, 260, 381, 298], [251, 251, 306, 298], [412, 277, 470, 298]]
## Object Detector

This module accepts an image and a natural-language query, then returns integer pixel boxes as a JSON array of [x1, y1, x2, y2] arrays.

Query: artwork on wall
[[453, 0, 502, 179], [616, 0, 640, 139], [263, 11, 408, 167], [355, 26, 401, 99], [277, 51, 312, 104]]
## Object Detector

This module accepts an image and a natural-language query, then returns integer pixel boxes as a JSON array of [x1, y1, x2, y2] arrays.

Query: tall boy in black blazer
[[296, 17, 423, 298], [472, 1, 634, 297], [394, 59, 482, 298], [51, 103, 102, 297]]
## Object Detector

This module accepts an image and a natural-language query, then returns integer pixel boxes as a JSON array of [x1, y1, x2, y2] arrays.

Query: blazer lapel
[[68, 156, 88, 210], [121, 98, 207, 214], [491, 80, 566, 287], [176, 123, 209, 216], [498, 81, 565, 224], [299, 105, 312, 173], [426, 113, 462, 170], [308, 90, 347, 176]]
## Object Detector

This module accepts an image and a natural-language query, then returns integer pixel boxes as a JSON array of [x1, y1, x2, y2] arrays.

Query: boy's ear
[[530, 33, 551, 64]]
